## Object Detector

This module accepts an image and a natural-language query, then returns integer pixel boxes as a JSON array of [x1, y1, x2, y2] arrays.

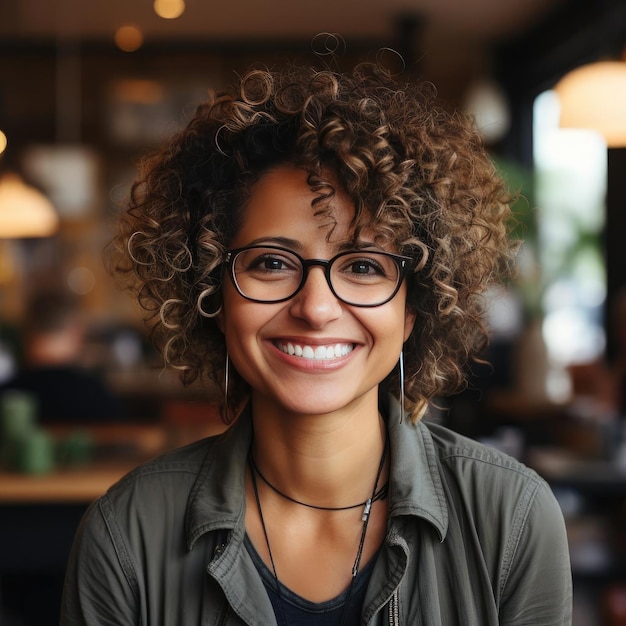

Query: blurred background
[[1, 0, 626, 624]]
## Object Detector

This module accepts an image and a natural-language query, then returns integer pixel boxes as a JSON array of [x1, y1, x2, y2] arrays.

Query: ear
[[403, 308, 416, 343]]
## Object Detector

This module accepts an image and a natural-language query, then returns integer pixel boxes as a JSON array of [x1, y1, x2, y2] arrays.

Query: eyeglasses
[[225, 245, 412, 307]]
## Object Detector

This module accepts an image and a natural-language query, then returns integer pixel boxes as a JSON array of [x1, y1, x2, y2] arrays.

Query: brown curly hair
[[112, 61, 516, 423]]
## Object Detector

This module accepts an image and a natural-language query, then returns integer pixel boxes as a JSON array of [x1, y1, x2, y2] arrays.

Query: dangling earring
[[225, 352, 230, 397], [223, 351, 232, 423], [398, 350, 405, 424]]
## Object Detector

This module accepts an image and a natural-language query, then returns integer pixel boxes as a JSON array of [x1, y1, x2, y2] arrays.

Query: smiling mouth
[[275, 342, 354, 360]]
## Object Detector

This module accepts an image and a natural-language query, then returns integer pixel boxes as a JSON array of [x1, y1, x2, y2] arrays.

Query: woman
[[61, 62, 572, 625]]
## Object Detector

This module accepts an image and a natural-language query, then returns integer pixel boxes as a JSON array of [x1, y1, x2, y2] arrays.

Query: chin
[[273, 387, 370, 418]]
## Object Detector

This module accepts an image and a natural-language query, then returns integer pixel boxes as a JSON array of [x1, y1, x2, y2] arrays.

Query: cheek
[[404, 309, 416, 342], [220, 288, 274, 363], [220, 304, 258, 382], [222, 298, 254, 343], [384, 290, 414, 338], [362, 303, 410, 349]]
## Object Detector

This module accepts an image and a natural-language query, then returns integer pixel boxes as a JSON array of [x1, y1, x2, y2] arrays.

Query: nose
[[288, 266, 343, 328]]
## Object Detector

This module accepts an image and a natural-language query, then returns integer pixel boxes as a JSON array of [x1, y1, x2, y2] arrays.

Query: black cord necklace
[[248, 453, 389, 512], [248, 435, 389, 626]]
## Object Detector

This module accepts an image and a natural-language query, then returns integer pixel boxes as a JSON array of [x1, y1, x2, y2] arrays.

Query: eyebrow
[[242, 236, 384, 253], [244, 236, 303, 250]]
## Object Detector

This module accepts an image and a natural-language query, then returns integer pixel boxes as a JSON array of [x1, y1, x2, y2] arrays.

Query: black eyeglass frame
[[225, 244, 413, 308]]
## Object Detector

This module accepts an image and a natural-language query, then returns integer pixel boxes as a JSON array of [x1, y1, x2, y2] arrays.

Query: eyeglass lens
[[230, 246, 403, 306]]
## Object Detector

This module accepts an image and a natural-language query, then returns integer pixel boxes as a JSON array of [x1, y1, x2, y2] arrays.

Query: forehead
[[230, 165, 358, 248]]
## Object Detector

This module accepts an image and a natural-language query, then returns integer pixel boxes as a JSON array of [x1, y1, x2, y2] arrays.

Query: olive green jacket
[[60, 398, 572, 625]]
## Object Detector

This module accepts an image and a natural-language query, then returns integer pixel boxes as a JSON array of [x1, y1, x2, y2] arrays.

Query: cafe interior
[[1, 0, 626, 623]]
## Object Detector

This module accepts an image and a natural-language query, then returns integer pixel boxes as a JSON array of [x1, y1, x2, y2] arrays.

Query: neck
[[249, 391, 387, 509]]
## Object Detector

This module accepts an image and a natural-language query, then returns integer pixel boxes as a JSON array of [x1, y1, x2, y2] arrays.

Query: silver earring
[[223, 351, 232, 423], [399, 350, 405, 424], [224, 352, 230, 397]]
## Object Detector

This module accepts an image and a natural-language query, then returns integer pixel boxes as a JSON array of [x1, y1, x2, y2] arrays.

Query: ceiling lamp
[[555, 60, 626, 148], [0, 173, 59, 238], [154, 0, 185, 20]]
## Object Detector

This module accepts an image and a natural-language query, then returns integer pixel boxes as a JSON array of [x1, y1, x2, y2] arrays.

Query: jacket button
[[208, 543, 227, 571]]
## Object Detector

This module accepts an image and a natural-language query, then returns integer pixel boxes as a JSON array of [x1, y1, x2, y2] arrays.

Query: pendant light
[[555, 58, 626, 148], [0, 172, 59, 239]]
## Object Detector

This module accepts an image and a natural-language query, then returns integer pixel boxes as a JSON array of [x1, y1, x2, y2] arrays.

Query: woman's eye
[[347, 259, 383, 275], [261, 257, 284, 271], [250, 255, 294, 272]]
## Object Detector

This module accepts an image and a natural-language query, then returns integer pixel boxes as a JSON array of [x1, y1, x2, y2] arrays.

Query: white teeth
[[277, 342, 354, 360]]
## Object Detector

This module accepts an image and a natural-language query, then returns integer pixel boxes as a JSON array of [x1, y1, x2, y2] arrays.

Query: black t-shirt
[[245, 535, 378, 626]]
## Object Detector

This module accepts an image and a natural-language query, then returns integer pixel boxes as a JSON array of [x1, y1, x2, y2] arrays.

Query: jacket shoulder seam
[[98, 493, 140, 601], [438, 448, 541, 483], [498, 477, 542, 597]]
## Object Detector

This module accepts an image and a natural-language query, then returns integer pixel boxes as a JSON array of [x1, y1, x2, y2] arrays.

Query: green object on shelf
[[1, 389, 37, 436], [57, 430, 94, 467], [15, 427, 56, 475], [0, 390, 38, 469]]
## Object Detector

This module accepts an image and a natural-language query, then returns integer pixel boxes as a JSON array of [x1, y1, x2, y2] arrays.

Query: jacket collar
[[185, 412, 253, 550], [185, 396, 448, 549], [386, 395, 448, 541]]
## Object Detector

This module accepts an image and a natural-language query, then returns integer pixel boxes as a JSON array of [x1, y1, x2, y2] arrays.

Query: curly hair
[[112, 61, 516, 423]]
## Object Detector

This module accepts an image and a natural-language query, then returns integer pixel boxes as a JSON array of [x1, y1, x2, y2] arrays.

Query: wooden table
[[0, 423, 170, 502], [0, 462, 137, 503]]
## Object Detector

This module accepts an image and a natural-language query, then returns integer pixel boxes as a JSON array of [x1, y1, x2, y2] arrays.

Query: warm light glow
[[555, 61, 626, 148], [463, 79, 510, 144], [0, 173, 59, 238], [112, 79, 165, 104], [67, 266, 96, 295], [0, 131, 7, 155], [153, 0, 185, 19], [115, 25, 144, 52]]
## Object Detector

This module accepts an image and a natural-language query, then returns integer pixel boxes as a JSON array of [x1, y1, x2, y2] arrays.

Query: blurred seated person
[[0, 291, 124, 423]]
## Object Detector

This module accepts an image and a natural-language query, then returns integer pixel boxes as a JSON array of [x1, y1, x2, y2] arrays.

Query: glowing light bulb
[[556, 61, 626, 148], [115, 25, 144, 52], [153, 0, 185, 19]]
